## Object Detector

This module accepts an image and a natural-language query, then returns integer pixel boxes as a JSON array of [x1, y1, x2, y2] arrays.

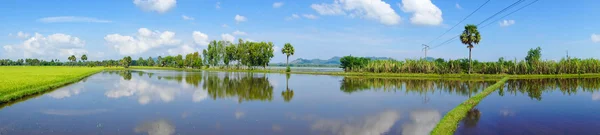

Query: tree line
[[340, 47, 600, 74], [1, 39, 295, 71]]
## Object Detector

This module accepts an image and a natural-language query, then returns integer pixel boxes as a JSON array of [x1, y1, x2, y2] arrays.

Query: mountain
[[271, 56, 394, 67]]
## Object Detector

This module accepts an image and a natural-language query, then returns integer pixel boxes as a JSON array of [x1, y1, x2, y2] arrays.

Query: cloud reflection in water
[[311, 110, 400, 135]]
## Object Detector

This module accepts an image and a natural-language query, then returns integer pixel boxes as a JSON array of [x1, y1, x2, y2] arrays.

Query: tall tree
[[147, 57, 155, 66], [281, 43, 295, 70], [460, 24, 481, 74], [137, 57, 145, 66], [81, 54, 88, 62], [122, 56, 132, 68]]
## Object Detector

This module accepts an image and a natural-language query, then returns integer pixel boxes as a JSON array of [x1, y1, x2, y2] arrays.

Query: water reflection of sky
[[0, 70, 482, 135], [456, 79, 600, 135]]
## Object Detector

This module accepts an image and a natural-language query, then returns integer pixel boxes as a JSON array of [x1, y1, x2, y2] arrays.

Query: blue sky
[[1, 0, 599, 62]]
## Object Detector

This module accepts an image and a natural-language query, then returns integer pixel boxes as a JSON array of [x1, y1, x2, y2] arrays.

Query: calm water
[[455, 78, 600, 135], [0, 70, 490, 135]]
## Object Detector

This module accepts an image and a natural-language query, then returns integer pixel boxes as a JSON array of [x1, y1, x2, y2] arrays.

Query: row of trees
[[1, 39, 295, 70], [340, 47, 600, 74], [202, 39, 276, 68]]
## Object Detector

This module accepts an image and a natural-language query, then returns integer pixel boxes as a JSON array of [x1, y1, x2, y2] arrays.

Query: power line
[[481, 0, 540, 29], [426, 0, 492, 45], [430, 0, 534, 50], [476, 0, 525, 26]]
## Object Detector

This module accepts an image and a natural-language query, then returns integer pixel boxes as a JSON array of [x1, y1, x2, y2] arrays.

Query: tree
[[281, 43, 295, 72], [460, 24, 481, 74], [81, 54, 88, 62], [157, 56, 163, 67], [225, 45, 237, 67], [137, 57, 145, 66], [122, 56, 132, 68], [68, 55, 77, 66], [147, 57, 155, 66]]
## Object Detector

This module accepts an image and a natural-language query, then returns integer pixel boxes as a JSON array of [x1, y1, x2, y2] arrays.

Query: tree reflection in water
[[340, 77, 494, 97], [201, 72, 274, 103], [505, 78, 600, 101], [282, 73, 294, 102]]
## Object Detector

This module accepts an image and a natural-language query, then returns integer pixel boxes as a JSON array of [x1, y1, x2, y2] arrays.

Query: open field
[[431, 77, 510, 135], [0, 66, 105, 103]]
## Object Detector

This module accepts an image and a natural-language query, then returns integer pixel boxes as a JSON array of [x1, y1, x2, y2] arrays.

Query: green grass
[[0, 66, 105, 103], [430, 77, 510, 135]]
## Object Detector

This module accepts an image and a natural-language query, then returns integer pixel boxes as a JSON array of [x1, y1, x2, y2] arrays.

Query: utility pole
[[422, 44, 430, 58]]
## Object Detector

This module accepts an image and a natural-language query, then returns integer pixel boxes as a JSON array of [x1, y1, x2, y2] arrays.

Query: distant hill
[[271, 56, 394, 67]]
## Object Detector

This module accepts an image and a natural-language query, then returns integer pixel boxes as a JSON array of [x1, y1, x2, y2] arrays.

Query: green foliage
[[81, 54, 88, 62], [340, 56, 371, 71], [341, 47, 600, 75], [281, 43, 295, 72], [121, 56, 132, 68], [460, 24, 482, 74], [147, 57, 155, 66]]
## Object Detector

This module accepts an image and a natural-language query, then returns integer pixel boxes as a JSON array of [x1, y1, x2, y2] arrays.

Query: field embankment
[[430, 77, 510, 135], [0, 66, 104, 103]]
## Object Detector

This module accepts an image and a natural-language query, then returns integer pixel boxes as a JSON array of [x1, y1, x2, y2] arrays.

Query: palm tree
[[460, 24, 481, 74], [281, 43, 295, 71], [81, 54, 88, 62], [282, 74, 294, 102]]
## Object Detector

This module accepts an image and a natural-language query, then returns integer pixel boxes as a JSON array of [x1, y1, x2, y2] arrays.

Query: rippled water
[[0, 70, 491, 135], [455, 78, 600, 135]]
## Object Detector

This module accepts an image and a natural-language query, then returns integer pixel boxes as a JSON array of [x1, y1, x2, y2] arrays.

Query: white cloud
[[273, 2, 284, 8], [400, 0, 443, 26], [192, 31, 209, 45], [232, 30, 247, 36], [16, 31, 30, 39], [222, 24, 229, 28], [455, 3, 462, 9], [311, 110, 400, 135], [273, 46, 280, 54], [311, 3, 345, 15], [3, 45, 14, 52], [104, 28, 181, 55], [105, 77, 179, 104], [47, 83, 85, 99], [133, 0, 176, 13], [235, 15, 247, 23], [135, 120, 175, 135], [216, 2, 221, 9], [285, 14, 301, 21], [303, 14, 319, 19], [192, 90, 208, 102], [221, 34, 235, 42], [591, 34, 600, 43], [167, 44, 197, 55], [4, 32, 87, 58], [311, 0, 401, 25], [37, 16, 112, 23], [181, 15, 194, 20], [499, 20, 516, 27], [401, 109, 441, 135]]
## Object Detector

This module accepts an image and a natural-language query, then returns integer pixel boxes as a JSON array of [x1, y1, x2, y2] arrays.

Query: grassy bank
[[130, 66, 600, 79], [430, 77, 510, 135], [0, 66, 105, 103]]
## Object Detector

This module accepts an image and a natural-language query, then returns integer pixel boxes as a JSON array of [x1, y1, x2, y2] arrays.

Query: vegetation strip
[[0, 67, 105, 103], [430, 76, 510, 135], [131, 66, 600, 79]]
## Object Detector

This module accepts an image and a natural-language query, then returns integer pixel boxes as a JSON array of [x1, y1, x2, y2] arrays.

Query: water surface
[[455, 78, 600, 135], [0, 70, 490, 135]]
